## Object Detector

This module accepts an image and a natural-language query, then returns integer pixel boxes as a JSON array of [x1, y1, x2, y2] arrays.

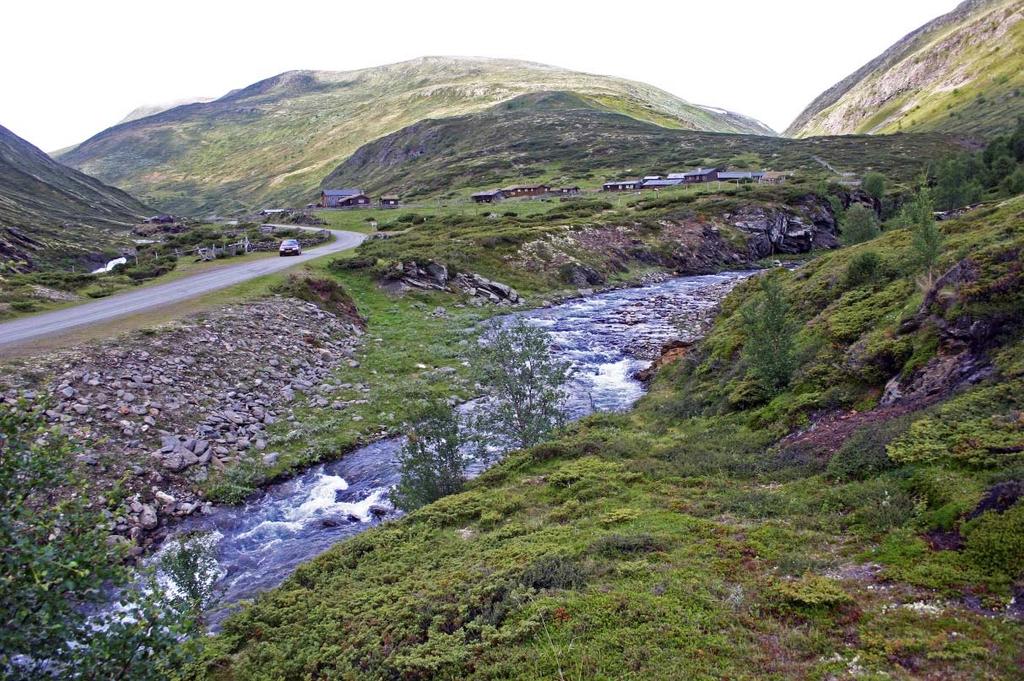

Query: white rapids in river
[[170, 272, 750, 625]]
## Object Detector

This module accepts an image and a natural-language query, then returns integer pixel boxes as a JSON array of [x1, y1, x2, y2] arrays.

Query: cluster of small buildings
[[318, 168, 787, 210], [602, 168, 786, 192], [470, 184, 581, 204], [319, 188, 401, 209]]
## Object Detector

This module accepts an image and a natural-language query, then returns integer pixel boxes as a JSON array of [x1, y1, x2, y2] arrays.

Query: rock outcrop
[[725, 196, 840, 257], [511, 195, 840, 287], [384, 260, 521, 305]]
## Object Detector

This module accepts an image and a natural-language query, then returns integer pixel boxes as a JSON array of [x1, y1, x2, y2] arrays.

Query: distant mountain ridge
[[0, 124, 147, 272], [117, 97, 216, 125], [324, 91, 966, 199], [56, 56, 775, 215], [786, 0, 1024, 138]]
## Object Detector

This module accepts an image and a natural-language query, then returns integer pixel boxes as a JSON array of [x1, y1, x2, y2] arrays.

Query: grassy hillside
[[0, 124, 148, 273], [325, 91, 967, 200], [192, 194, 1024, 679], [56, 57, 774, 215], [786, 0, 1024, 139]]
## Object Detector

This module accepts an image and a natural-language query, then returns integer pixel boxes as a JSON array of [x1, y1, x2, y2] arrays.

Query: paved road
[[0, 226, 365, 349]]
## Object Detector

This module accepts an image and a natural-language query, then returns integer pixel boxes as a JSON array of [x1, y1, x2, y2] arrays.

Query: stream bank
[[167, 271, 751, 624]]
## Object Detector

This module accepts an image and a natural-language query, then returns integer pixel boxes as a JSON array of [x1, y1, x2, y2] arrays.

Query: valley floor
[[5, 185, 1024, 680], [187, 197, 1024, 679]]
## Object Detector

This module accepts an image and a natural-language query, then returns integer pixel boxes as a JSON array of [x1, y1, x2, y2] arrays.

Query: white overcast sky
[[1, 0, 961, 152]]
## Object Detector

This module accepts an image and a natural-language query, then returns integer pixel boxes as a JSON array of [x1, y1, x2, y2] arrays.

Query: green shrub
[[898, 187, 943, 272], [84, 284, 119, 298], [770, 575, 851, 610], [10, 300, 36, 312], [589, 533, 664, 557], [886, 382, 1024, 467], [862, 172, 887, 201], [599, 508, 641, 526], [842, 250, 882, 289], [520, 555, 585, 590], [122, 256, 177, 282], [841, 204, 880, 245], [853, 480, 917, 534], [740, 275, 797, 395], [0, 405, 192, 678], [158, 532, 221, 625], [962, 503, 1024, 578], [271, 273, 363, 321], [826, 416, 908, 481], [396, 213, 426, 224], [472, 320, 573, 451], [392, 402, 467, 512]]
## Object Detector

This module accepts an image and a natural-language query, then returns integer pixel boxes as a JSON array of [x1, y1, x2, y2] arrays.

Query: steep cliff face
[[786, 0, 1024, 139]]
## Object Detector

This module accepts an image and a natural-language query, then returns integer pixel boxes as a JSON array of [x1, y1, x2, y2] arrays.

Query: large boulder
[[386, 261, 520, 305], [559, 262, 605, 287], [452, 272, 520, 304]]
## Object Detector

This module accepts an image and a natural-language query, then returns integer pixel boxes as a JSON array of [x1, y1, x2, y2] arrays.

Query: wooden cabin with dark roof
[[602, 180, 642, 192], [680, 168, 723, 184], [471, 189, 506, 204], [320, 188, 371, 208], [500, 184, 551, 198]]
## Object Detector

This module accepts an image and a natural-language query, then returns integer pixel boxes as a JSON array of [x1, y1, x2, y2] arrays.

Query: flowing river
[[169, 272, 749, 624]]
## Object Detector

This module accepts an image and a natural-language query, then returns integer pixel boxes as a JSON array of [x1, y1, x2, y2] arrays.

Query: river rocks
[[161, 448, 200, 472], [0, 296, 365, 552], [559, 262, 605, 287], [634, 340, 692, 382], [138, 504, 159, 530]]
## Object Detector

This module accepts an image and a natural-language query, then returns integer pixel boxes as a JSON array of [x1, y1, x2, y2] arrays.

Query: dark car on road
[[279, 238, 302, 256]]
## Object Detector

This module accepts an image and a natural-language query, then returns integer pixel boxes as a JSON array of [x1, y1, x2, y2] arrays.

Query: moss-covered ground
[[186, 194, 1024, 679]]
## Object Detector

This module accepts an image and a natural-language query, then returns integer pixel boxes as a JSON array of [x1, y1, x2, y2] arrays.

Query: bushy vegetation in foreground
[[190, 195, 1024, 679], [0, 408, 215, 679]]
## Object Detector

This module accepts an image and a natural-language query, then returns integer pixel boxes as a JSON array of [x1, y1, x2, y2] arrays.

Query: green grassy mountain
[[786, 0, 1024, 138], [325, 91, 966, 199], [56, 57, 775, 215], [0, 124, 148, 273]]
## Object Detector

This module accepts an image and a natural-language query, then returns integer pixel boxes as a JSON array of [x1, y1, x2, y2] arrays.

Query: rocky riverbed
[[0, 268, 748, 567]]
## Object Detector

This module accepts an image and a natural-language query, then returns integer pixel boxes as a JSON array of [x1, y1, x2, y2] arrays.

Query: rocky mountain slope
[[786, 0, 1024, 138], [326, 91, 965, 199], [55, 57, 774, 215], [0, 124, 148, 273]]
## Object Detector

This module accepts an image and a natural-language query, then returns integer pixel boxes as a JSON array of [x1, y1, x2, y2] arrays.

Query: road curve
[[0, 226, 366, 349]]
